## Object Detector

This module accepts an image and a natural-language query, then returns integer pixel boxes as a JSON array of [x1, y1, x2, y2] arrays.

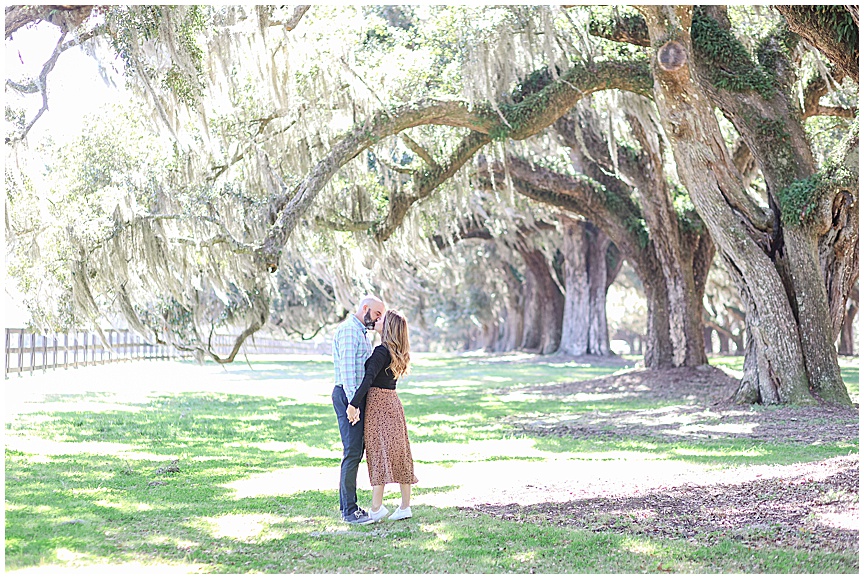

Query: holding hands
[[346, 404, 361, 426]]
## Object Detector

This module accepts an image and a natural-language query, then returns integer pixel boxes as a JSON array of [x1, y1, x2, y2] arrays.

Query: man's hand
[[347, 404, 360, 425]]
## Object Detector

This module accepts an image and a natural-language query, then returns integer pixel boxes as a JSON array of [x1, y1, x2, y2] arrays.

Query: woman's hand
[[346, 404, 360, 425]]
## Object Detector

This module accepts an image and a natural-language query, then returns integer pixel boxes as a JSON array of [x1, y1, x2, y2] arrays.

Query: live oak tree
[[5, 6, 857, 405], [633, 6, 857, 404]]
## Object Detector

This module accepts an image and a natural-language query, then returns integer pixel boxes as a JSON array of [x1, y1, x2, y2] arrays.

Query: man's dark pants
[[332, 385, 365, 518]]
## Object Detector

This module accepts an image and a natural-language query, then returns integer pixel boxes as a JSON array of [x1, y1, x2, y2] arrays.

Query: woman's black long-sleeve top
[[349, 345, 397, 407]]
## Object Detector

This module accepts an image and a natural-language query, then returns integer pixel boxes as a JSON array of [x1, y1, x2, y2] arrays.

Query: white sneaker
[[369, 506, 389, 522], [388, 506, 412, 520]]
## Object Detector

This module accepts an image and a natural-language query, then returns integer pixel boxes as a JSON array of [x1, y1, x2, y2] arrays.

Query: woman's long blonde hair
[[381, 310, 410, 379]]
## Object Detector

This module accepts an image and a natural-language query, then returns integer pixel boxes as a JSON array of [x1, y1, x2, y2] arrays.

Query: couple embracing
[[332, 295, 418, 525]]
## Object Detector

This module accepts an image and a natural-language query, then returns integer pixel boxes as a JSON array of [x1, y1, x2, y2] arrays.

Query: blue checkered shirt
[[332, 315, 372, 401]]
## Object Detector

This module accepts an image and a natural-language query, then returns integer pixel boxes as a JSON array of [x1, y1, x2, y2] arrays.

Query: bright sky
[[5, 20, 128, 144], [5, 20, 129, 328]]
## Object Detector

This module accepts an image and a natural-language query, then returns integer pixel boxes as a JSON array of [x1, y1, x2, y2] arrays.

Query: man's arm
[[340, 330, 366, 400], [333, 327, 353, 387]]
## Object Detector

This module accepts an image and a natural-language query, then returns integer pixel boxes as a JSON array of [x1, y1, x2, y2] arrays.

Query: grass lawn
[[5, 353, 859, 574]]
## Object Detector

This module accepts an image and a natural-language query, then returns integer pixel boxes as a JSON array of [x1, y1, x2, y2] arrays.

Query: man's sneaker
[[343, 510, 374, 525], [388, 506, 412, 521], [369, 506, 390, 522]]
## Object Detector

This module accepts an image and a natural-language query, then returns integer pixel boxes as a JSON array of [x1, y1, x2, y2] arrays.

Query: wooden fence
[[4, 328, 330, 377], [4, 328, 183, 377]]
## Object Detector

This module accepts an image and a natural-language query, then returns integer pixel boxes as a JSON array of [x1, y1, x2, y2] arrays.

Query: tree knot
[[657, 41, 687, 72]]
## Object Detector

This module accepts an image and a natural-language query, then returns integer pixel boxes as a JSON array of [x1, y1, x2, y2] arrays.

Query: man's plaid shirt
[[332, 315, 372, 401]]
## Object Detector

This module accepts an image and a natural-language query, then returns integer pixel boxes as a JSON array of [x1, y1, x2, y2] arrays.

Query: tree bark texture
[[773, 5, 859, 83], [639, 5, 833, 405], [494, 261, 525, 352], [837, 286, 858, 356], [516, 241, 565, 355], [559, 217, 615, 356]]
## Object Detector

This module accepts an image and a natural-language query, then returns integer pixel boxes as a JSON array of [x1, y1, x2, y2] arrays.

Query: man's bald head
[[355, 295, 386, 329]]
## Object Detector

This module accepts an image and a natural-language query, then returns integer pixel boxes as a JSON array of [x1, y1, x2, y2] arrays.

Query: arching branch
[[478, 155, 647, 262], [588, 12, 650, 47], [774, 5, 859, 83], [259, 58, 653, 267], [5, 5, 94, 38]]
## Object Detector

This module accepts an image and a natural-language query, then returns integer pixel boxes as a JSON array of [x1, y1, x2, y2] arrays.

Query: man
[[331, 294, 386, 524]]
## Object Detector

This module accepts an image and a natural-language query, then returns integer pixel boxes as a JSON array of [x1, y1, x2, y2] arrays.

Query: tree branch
[[7, 30, 68, 143], [313, 217, 376, 232], [802, 76, 857, 119], [94, 213, 256, 255], [400, 133, 440, 170], [477, 155, 647, 261], [5, 5, 94, 38], [774, 5, 859, 83], [259, 57, 653, 267], [205, 304, 269, 364], [588, 12, 651, 47], [284, 5, 310, 31], [6, 26, 103, 142]]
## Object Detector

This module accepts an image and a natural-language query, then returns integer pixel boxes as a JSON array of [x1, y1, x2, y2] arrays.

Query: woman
[[346, 310, 418, 522]]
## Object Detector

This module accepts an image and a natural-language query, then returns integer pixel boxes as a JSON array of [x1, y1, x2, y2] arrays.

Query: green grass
[[5, 353, 859, 573]]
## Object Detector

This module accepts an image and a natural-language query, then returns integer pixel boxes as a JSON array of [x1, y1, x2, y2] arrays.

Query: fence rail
[[4, 328, 330, 377], [4, 328, 183, 377]]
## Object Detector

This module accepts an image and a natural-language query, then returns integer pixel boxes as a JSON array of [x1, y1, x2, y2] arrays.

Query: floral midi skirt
[[364, 388, 419, 486]]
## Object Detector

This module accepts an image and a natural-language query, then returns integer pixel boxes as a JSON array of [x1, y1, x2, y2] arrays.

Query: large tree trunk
[[553, 107, 711, 368], [622, 102, 710, 367], [639, 259, 674, 369], [640, 6, 853, 405], [496, 262, 525, 352], [559, 217, 590, 355], [518, 246, 565, 354], [559, 217, 616, 356], [586, 225, 612, 355]]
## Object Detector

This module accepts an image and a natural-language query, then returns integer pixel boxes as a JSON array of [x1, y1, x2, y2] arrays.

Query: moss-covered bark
[[640, 5, 854, 406]]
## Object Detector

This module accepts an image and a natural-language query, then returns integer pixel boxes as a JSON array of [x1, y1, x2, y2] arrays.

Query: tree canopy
[[5, 5, 858, 404]]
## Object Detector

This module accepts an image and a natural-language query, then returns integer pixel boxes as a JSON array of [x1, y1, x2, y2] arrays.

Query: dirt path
[[457, 366, 859, 554]]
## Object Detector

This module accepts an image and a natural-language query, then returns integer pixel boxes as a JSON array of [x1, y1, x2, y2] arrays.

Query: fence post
[[4, 329, 9, 378], [64, 333, 69, 369], [42, 332, 48, 373], [73, 333, 78, 369], [53, 335, 59, 371], [16, 331, 22, 375], [29, 332, 36, 376]]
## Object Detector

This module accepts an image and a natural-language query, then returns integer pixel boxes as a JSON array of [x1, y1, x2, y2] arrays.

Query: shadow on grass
[[5, 469, 858, 574], [468, 455, 859, 554]]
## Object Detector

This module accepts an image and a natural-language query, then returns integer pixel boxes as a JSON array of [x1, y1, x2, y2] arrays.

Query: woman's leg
[[399, 484, 411, 509], [372, 484, 385, 511]]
